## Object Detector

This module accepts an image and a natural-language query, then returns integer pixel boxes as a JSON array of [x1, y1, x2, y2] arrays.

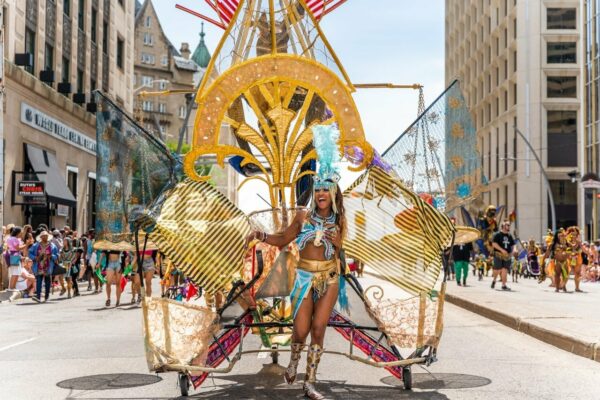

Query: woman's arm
[[246, 210, 306, 248]]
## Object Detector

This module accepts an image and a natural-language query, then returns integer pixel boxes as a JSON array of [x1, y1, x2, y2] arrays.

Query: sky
[[151, 0, 446, 211]]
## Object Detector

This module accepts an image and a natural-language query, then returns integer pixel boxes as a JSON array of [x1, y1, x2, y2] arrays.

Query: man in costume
[[491, 220, 515, 291], [246, 125, 348, 400], [478, 205, 498, 255]]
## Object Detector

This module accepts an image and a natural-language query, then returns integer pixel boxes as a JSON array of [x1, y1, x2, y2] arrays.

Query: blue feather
[[312, 124, 341, 179]]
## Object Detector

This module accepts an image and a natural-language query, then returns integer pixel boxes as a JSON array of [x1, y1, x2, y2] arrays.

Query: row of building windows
[[481, 109, 577, 182], [141, 53, 169, 66]]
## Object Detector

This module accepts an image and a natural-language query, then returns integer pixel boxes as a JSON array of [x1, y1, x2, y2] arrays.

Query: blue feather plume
[[312, 124, 341, 180]]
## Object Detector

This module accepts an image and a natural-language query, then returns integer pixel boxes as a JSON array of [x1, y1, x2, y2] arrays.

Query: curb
[[445, 293, 600, 363]]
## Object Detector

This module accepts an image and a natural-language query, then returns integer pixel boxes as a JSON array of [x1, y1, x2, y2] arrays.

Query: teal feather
[[312, 124, 341, 181]]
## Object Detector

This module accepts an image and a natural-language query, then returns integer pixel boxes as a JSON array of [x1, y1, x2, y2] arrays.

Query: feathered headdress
[[311, 124, 341, 212]]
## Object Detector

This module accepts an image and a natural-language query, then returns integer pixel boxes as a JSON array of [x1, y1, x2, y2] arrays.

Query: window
[[91, 7, 97, 43], [64, 0, 71, 17], [78, 0, 85, 31], [158, 103, 167, 113], [547, 42, 576, 63], [24, 28, 35, 74], [145, 16, 151, 28], [62, 56, 70, 83], [547, 110, 577, 167], [141, 53, 155, 64], [547, 76, 576, 98], [179, 106, 186, 118], [143, 33, 153, 46], [102, 21, 108, 54], [549, 180, 578, 228], [142, 75, 153, 86], [116, 37, 124, 69], [158, 80, 167, 89], [44, 43, 54, 71], [142, 101, 153, 111], [547, 8, 576, 30], [90, 77, 96, 91], [77, 68, 84, 93], [161, 55, 168, 66]]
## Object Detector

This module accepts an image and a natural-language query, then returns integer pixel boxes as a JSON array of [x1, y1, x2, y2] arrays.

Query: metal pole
[[514, 126, 556, 232], [176, 92, 196, 154]]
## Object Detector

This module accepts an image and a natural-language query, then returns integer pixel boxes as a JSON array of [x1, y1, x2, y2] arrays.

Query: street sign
[[18, 181, 45, 197]]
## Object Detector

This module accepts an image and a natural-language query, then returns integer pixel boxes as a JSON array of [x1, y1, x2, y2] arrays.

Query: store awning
[[25, 144, 77, 208]]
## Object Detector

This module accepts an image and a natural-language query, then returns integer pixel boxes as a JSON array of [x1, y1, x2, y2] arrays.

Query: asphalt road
[[1, 276, 600, 400]]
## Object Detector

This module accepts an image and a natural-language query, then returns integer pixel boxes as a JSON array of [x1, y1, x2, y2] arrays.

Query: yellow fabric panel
[[140, 178, 251, 294], [343, 167, 455, 294]]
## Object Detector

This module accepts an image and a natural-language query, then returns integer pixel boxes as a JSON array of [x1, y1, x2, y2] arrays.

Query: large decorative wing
[[343, 167, 454, 295], [381, 80, 483, 213], [138, 179, 251, 294], [94, 92, 179, 250]]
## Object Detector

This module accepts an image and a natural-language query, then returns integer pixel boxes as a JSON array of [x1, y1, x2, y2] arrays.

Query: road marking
[[0, 337, 37, 352]]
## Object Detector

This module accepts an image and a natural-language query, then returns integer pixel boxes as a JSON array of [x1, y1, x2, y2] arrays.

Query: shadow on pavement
[[382, 372, 492, 390], [57, 373, 162, 390], [180, 364, 450, 400]]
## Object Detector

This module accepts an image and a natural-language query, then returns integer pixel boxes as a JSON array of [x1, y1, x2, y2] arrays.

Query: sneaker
[[462, 280, 467, 286], [491, 281, 496, 289], [501, 285, 511, 291], [32, 296, 41, 303], [457, 282, 461, 286]]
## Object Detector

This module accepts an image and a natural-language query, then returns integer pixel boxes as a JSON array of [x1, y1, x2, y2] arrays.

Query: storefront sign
[[56, 204, 69, 217], [18, 181, 45, 197], [20, 102, 96, 155]]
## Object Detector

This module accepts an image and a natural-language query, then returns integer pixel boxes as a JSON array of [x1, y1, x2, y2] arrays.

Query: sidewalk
[[443, 272, 600, 362]]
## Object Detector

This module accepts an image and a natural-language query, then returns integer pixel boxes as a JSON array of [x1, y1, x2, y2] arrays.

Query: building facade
[[134, 0, 200, 144], [584, 0, 600, 239], [2, 0, 134, 231], [446, 0, 582, 240]]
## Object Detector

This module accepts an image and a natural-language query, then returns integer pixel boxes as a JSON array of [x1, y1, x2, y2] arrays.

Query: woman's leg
[[285, 292, 314, 384], [72, 272, 79, 295], [573, 264, 582, 292], [310, 284, 338, 347], [115, 272, 123, 304], [35, 275, 43, 299], [9, 271, 18, 290], [144, 270, 153, 297], [303, 284, 338, 400], [105, 269, 114, 305]]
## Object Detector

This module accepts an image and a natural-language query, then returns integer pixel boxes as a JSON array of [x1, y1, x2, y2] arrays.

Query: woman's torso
[[296, 212, 339, 261]]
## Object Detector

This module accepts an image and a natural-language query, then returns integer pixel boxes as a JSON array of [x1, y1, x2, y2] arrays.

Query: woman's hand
[[325, 229, 343, 249], [244, 231, 261, 249]]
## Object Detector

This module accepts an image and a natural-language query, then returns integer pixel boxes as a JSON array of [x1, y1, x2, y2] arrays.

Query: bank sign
[[21, 102, 96, 155]]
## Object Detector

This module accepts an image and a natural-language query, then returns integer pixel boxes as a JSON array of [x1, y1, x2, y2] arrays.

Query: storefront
[[3, 67, 97, 232]]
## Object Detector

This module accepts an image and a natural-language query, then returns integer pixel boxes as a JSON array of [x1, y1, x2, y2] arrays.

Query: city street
[[2, 274, 600, 400]]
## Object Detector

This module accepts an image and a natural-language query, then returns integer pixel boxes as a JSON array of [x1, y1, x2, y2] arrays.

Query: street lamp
[[133, 79, 170, 93], [502, 126, 557, 233]]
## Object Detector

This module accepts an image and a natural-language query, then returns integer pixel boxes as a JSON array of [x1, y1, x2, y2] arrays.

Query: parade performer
[[526, 238, 541, 279], [475, 254, 486, 281], [491, 220, 515, 290], [545, 229, 569, 293], [539, 230, 554, 284], [566, 226, 583, 293], [478, 205, 498, 254], [246, 125, 348, 400]]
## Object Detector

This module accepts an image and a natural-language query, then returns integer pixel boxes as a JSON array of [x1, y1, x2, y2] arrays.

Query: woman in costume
[[246, 125, 348, 400], [566, 226, 583, 292], [545, 229, 569, 293]]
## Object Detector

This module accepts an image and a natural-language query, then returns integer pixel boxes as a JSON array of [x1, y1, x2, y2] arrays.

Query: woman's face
[[315, 188, 333, 211]]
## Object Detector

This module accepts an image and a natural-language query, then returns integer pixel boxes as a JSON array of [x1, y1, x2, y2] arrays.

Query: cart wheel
[[402, 366, 412, 390], [178, 372, 190, 397]]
